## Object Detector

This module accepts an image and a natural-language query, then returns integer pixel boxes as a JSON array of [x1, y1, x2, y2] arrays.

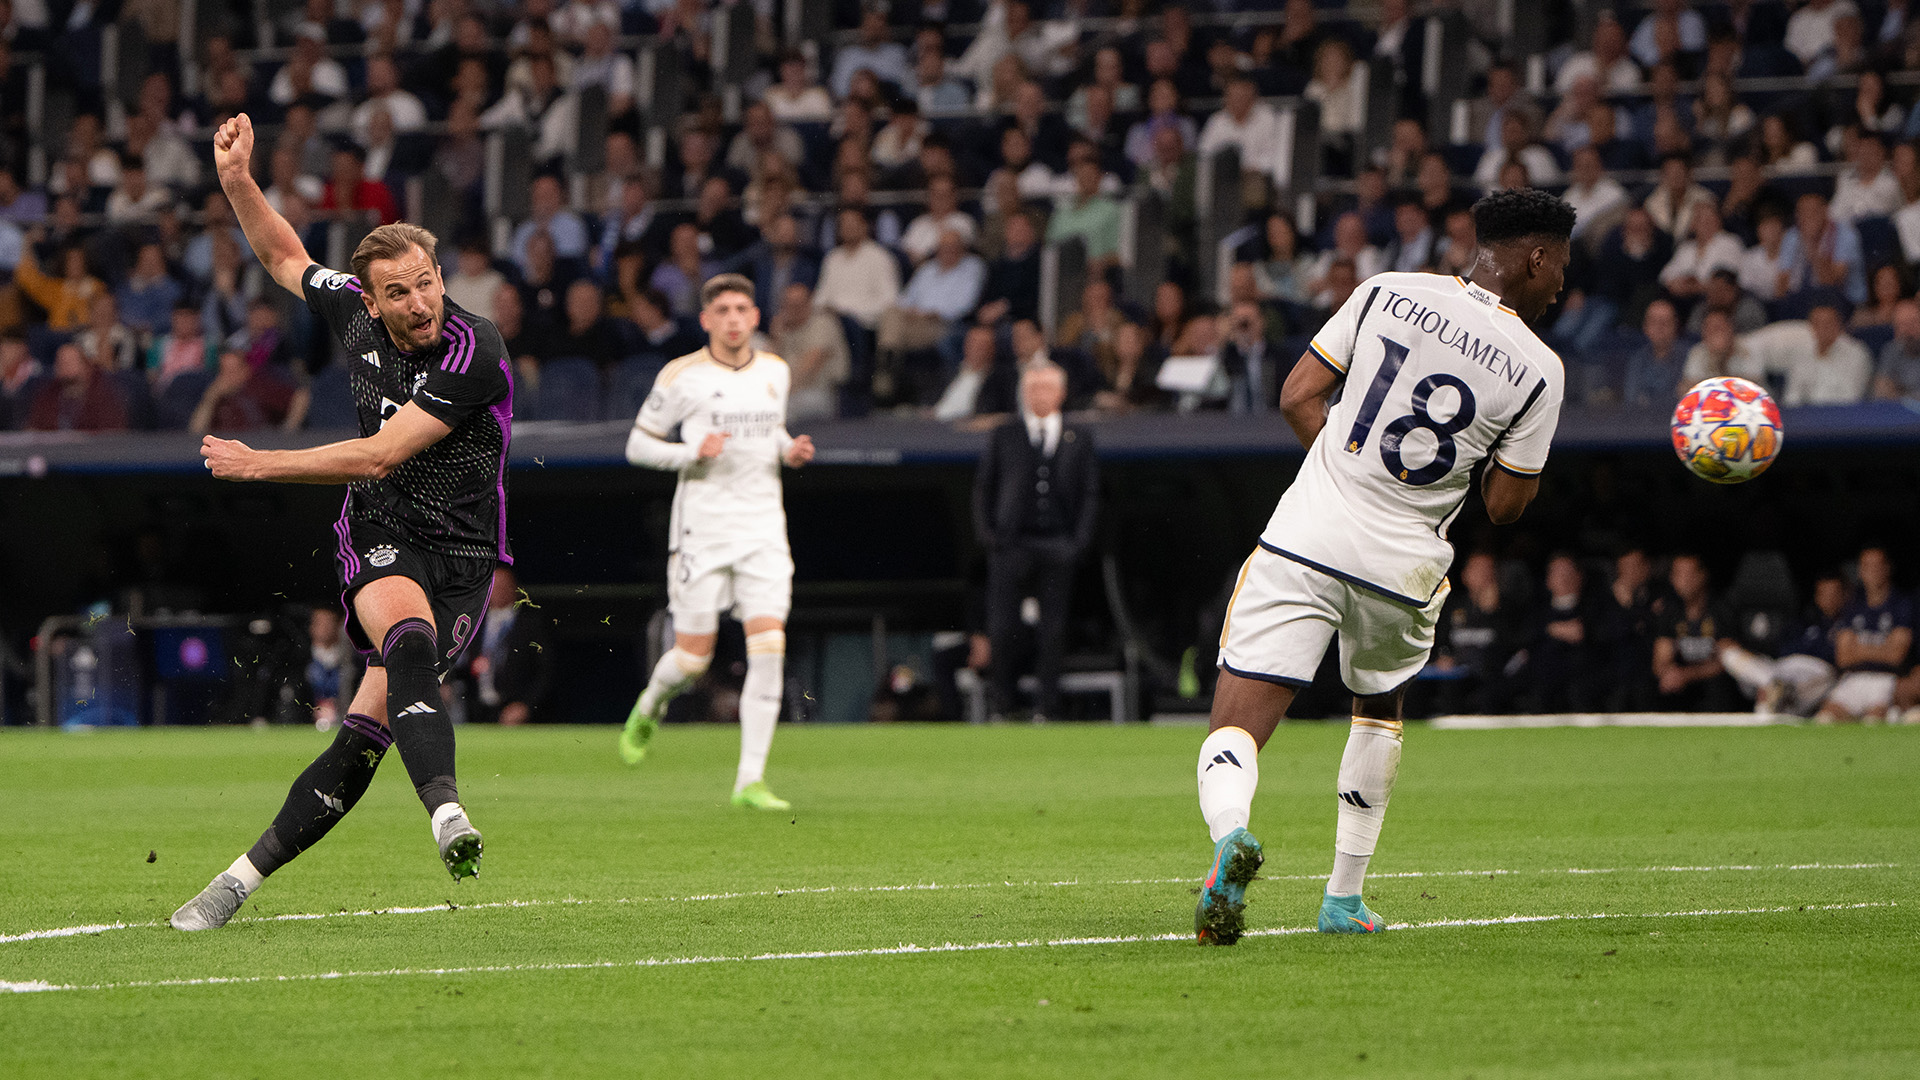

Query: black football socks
[[381, 617, 461, 814]]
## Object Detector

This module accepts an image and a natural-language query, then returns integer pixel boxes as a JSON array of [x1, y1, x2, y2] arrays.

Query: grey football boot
[[435, 805, 484, 880], [170, 872, 251, 931]]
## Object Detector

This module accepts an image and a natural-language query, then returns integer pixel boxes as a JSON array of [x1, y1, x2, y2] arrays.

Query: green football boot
[[731, 780, 791, 811], [618, 693, 661, 766]]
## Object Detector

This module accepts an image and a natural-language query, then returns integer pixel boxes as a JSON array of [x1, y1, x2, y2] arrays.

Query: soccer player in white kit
[[619, 273, 815, 810], [1193, 190, 1577, 944]]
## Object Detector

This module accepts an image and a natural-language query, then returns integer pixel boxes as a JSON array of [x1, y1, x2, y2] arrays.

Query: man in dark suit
[[973, 360, 1100, 720], [455, 565, 555, 725], [726, 213, 820, 326], [1215, 300, 1282, 414]]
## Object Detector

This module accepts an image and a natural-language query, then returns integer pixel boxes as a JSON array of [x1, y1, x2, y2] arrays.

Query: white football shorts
[[1825, 671, 1896, 717], [1218, 545, 1450, 698], [668, 542, 794, 634]]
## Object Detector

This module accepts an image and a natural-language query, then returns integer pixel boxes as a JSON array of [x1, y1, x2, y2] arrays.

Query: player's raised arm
[[213, 113, 316, 297]]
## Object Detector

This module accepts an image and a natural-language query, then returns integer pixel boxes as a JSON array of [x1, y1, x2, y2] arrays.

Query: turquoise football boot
[[1318, 892, 1386, 934], [1194, 827, 1264, 945]]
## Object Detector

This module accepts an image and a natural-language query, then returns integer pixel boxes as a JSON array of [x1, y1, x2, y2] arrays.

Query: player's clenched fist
[[212, 113, 255, 183], [201, 435, 259, 480], [696, 431, 730, 460], [782, 435, 815, 468]]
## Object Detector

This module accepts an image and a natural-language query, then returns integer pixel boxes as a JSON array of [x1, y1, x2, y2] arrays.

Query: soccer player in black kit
[[171, 114, 509, 931]]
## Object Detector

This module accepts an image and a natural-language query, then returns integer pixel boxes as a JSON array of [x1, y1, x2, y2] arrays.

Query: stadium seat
[[303, 363, 358, 429], [604, 355, 665, 422], [1723, 550, 1799, 653], [105, 369, 155, 431], [521, 357, 602, 422], [155, 370, 213, 430], [1854, 324, 1894, 356]]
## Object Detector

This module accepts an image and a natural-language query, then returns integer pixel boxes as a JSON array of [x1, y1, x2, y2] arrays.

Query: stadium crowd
[[3, 0, 1920, 432]]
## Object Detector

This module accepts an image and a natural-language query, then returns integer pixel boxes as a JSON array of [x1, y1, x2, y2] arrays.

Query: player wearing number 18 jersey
[[1192, 189, 1576, 945]]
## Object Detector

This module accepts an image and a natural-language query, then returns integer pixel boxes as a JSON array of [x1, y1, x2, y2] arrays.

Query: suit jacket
[[972, 417, 1100, 553], [460, 608, 555, 720]]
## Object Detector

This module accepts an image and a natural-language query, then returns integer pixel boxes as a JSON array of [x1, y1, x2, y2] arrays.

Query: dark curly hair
[[1470, 188, 1577, 246]]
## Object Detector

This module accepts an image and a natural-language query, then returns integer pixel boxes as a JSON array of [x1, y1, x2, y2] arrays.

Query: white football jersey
[[1261, 273, 1565, 605], [636, 348, 794, 560]]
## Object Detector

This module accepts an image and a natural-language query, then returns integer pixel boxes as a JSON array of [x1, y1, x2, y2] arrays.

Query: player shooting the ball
[[171, 113, 512, 931], [1193, 188, 1577, 944]]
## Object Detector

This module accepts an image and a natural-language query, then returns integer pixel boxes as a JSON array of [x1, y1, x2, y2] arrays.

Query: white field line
[[0, 902, 1893, 996], [0, 862, 1899, 948]]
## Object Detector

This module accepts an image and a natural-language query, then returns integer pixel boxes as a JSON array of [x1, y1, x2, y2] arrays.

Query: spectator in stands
[[1561, 146, 1632, 245], [1213, 300, 1279, 415], [12, 239, 105, 331], [1415, 151, 1472, 232], [877, 228, 985, 397], [352, 54, 427, 141], [1830, 132, 1902, 224], [75, 294, 139, 373], [518, 231, 573, 337], [444, 241, 506, 323], [1556, 13, 1643, 93], [691, 175, 755, 263], [1623, 300, 1692, 408], [731, 213, 820, 325], [28, 343, 129, 432], [974, 211, 1042, 332], [198, 231, 256, 346], [513, 175, 591, 269], [1314, 259, 1362, 312], [900, 176, 977, 266], [769, 282, 849, 421], [550, 280, 623, 368], [727, 101, 805, 181], [1124, 78, 1198, 171], [1807, 8, 1871, 77], [1468, 61, 1530, 158], [103, 159, 172, 226], [1381, 118, 1430, 188], [481, 51, 579, 168], [321, 144, 401, 226], [1785, 192, 1867, 304], [767, 49, 834, 121], [1654, 554, 1738, 711], [1432, 551, 1526, 715], [1068, 45, 1138, 130], [1545, 73, 1607, 157], [626, 285, 703, 363], [1046, 158, 1123, 272], [149, 304, 210, 392], [832, 7, 912, 98], [190, 347, 307, 433], [873, 99, 932, 180], [116, 243, 182, 339], [1631, 0, 1710, 68], [1310, 213, 1385, 298], [1055, 278, 1124, 375], [570, 23, 635, 121], [1682, 307, 1761, 384], [1717, 568, 1845, 717], [932, 324, 1000, 422], [1786, 0, 1855, 65], [1852, 263, 1908, 330], [1739, 206, 1794, 302], [1199, 76, 1283, 179], [912, 28, 971, 113], [1871, 298, 1920, 397], [1820, 546, 1912, 722], [1091, 320, 1169, 414], [1003, 81, 1072, 175], [0, 332, 42, 426], [1661, 202, 1746, 304], [1745, 297, 1874, 404], [1252, 214, 1312, 307], [1694, 74, 1757, 162], [815, 209, 901, 331], [1758, 113, 1819, 173], [1583, 96, 1650, 172], [1303, 39, 1363, 173], [1384, 199, 1436, 274], [1645, 154, 1718, 238], [1686, 269, 1771, 335], [651, 222, 722, 318]]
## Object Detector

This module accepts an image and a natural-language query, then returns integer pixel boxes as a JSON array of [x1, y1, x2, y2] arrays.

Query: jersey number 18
[[1342, 336, 1478, 486]]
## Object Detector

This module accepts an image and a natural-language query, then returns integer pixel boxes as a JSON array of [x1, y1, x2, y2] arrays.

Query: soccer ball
[[1670, 377, 1783, 484]]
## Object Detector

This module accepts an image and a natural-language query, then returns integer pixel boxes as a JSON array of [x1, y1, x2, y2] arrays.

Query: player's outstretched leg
[[381, 617, 481, 879], [1195, 725, 1263, 944], [731, 627, 790, 810], [621, 646, 712, 765], [171, 714, 393, 930], [1319, 715, 1401, 934]]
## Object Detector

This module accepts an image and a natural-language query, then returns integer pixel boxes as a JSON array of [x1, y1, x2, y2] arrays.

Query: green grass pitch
[[2, 722, 1916, 1078]]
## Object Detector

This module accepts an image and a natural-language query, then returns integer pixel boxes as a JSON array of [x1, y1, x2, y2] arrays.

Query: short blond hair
[[351, 222, 440, 285]]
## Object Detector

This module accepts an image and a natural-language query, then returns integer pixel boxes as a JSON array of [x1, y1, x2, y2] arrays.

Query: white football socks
[[1197, 726, 1260, 843], [1328, 717, 1402, 896], [225, 854, 263, 895], [639, 647, 712, 717], [736, 630, 785, 791]]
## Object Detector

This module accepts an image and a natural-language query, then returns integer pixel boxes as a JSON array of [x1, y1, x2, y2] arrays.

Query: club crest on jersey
[[366, 544, 398, 568], [413, 371, 429, 394]]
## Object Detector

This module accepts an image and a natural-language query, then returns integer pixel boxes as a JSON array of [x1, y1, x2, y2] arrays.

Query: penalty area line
[[0, 862, 1899, 948], [0, 902, 1893, 995]]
